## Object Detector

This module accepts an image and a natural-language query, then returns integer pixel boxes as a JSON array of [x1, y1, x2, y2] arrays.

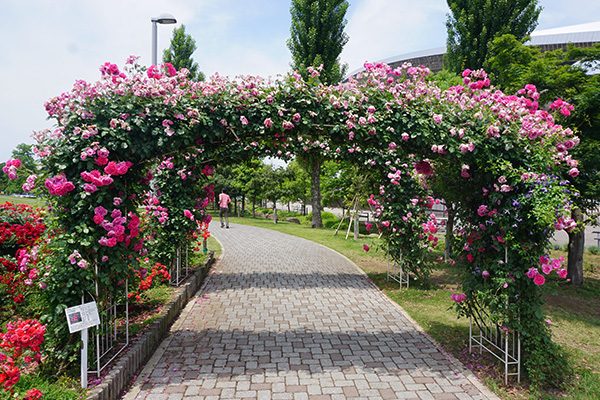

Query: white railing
[[387, 257, 410, 288], [87, 263, 129, 377], [169, 245, 190, 286], [469, 246, 520, 384], [469, 310, 521, 384]]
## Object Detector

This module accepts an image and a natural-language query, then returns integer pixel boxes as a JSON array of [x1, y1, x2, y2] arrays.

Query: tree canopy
[[287, 0, 349, 84], [163, 25, 204, 81], [445, 0, 541, 73]]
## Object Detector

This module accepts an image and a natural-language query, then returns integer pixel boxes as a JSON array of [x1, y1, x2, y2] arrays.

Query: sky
[[0, 0, 599, 161]]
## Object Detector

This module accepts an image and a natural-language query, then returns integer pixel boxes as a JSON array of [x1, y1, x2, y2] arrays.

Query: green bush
[[588, 246, 600, 255], [553, 243, 568, 252], [303, 211, 340, 229]]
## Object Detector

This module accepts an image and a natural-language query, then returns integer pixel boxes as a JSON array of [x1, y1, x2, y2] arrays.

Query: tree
[[163, 25, 204, 81], [486, 35, 600, 285], [261, 165, 289, 223], [282, 160, 311, 214], [287, 0, 349, 84], [232, 160, 264, 215], [287, 0, 349, 227], [0, 144, 37, 194], [445, 0, 541, 73]]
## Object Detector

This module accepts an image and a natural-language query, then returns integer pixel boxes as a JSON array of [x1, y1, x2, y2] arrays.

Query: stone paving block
[[122, 224, 498, 400]]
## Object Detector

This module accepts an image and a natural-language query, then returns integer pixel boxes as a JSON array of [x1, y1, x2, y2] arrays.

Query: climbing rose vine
[[14, 57, 579, 387]]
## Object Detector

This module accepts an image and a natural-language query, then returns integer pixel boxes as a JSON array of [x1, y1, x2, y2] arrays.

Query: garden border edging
[[86, 251, 215, 400]]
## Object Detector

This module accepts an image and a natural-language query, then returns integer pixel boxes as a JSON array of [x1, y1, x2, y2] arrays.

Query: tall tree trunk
[[567, 207, 585, 286], [234, 197, 238, 216], [310, 156, 323, 228], [287, 202, 291, 212], [241, 194, 245, 215], [445, 203, 455, 261], [252, 197, 256, 218], [273, 201, 278, 224]]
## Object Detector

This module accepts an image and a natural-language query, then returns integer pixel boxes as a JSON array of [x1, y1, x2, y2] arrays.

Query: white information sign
[[65, 301, 100, 333]]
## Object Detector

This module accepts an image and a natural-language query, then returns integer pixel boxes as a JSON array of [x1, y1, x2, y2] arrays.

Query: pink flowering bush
[[26, 58, 579, 386]]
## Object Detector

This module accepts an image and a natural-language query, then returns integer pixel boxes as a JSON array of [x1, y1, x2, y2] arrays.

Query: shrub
[[586, 245, 600, 255], [303, 212, 340, 229]]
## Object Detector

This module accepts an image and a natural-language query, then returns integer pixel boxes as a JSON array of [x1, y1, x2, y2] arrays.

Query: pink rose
[[568, 168, 579, 178], [533, 274, 545, 286], [363, 244, 370, 252], [451, 293, 467, 303], [264, 118, 273, 128], [477, 205, 488, 217], [183, 209, 194, 221], [414, 161, 433, 176], [164, 62, 177, 77]]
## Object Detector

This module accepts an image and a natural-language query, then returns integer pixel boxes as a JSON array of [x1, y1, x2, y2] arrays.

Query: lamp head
[[152, 13, 177, 24]]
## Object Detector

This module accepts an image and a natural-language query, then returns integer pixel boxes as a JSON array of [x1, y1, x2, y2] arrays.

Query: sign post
[[65, 301, 100, 389], [81, 328, 88, 388]]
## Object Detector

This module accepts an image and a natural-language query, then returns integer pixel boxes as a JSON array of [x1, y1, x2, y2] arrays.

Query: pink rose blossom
[[533, 274, 545, 286], [557, 269, 568, 279], [414, 161, 433, 176], [477, 205, 488, 217], [451, 293, 467, 303], [568, 168, 579, 177], [45, 175, 75, 196], [183, 209, 194, 220]]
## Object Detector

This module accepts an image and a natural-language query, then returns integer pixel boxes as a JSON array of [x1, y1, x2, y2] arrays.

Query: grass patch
[[206, 235, 222, 258], [0, 194, 46, 207], [230, 215, 600, 400], [7, 374, 84, 400]]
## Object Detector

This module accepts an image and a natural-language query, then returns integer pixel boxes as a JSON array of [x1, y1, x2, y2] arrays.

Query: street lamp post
[[151, 13, 177, 65]]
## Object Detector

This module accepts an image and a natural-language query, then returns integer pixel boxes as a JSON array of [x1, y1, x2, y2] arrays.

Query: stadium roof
[[347, 21, 600, 77]]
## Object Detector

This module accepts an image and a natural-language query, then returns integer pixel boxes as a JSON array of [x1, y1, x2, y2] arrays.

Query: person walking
[[218, 189, 231, 228]]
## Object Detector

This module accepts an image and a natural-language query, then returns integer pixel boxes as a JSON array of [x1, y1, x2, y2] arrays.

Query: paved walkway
[[124, 224, 497, 400]]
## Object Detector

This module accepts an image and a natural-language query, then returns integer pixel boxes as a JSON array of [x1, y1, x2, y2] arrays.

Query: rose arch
[[28, 58, 578, 385]]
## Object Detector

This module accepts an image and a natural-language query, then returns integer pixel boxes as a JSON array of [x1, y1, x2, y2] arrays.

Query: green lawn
[[228, 215, 600, 400], [0, 194, 46, 207]]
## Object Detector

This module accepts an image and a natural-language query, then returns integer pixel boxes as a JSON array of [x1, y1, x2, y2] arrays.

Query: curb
[[86, 251, 215, 400]]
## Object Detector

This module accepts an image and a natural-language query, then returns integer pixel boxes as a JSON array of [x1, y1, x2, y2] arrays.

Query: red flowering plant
[[0, 319, 46, 394], [0, 203, 46, 320], [128, 258, 170, 303]]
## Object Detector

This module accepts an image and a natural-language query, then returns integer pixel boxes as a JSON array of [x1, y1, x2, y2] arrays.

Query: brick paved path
[[124, 224, 497, 400]]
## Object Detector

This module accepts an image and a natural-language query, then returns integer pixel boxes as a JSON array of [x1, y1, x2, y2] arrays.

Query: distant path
[[124, 223, 497, 399]]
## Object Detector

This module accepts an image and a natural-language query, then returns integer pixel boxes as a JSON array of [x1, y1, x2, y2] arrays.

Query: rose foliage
[[11, 58, 580, 387]]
